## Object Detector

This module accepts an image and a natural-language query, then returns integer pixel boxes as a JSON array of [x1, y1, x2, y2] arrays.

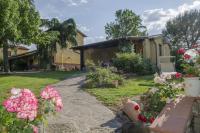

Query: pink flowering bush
[[140, 72, 183, 124], [176, 48, 200, 77], [0, 86, 63, 133]]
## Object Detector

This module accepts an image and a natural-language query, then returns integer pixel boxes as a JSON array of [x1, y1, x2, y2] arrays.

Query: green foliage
[[38, 18, 77, 69], [141, 86, 179, 116], [0, 105, 35, 133], [85, 67, 124, 88], [163, 9, 200, 49], [0, 0, 41, 72], [181, 63, 200, 77], [105, 9, 146, 39], [141, 75, 182, 117], [86, 75, 154, 106], [113, 53, 155, 75]]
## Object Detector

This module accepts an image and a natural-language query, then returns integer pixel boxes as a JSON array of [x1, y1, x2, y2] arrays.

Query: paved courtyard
[[45, 76, 122, 133]]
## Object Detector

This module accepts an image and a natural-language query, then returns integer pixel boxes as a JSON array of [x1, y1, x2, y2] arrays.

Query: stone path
[[45, 76, 122, 133]]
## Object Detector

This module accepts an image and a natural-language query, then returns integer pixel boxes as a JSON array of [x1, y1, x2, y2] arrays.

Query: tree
[[105, 9, 146, 39], [0, 0, 40, 72], [38, 18, 77, 69], [105, 9, 146, 52], [163, 10, 200, 49]]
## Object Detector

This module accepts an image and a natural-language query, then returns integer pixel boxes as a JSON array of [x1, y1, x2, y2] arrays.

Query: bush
[[113, 53, 155, 75], [85, 67, 124, 88]]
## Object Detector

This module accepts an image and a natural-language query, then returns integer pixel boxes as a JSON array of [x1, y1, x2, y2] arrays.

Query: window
[[159, 44, 162, 56]]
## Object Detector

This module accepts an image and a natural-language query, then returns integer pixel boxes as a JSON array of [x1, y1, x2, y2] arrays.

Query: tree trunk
[[3, 41, 10, 72]]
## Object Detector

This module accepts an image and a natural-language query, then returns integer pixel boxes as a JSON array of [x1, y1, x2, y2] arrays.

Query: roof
[[9, 50, 38, 60], [16, 46, 29, 50], [72, 35, 163, 50], [77, 29, 87, 37]]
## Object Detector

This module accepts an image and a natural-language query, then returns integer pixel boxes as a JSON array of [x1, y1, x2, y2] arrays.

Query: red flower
[[175, 72, 182, 78], [177, 48, 185, 54], [134, 105, 140, 111], [184, 54, 191, 60], [192, 44, 198, 48], [149, 117, 155, 124], [138, 114, 147, 123], [138, 114, 143, 121]]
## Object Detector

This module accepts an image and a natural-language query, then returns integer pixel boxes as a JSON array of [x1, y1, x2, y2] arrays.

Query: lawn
[[0, 71, 83, 102], [86, 75, 154, 107]]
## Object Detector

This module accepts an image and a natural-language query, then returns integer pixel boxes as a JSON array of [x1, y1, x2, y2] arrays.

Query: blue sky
[[34, 0, 200, 44]]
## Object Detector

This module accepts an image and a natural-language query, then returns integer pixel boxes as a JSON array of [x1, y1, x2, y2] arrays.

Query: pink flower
[[177, 48, 185, 54], [175, 72, 182, 78], [41, 86, 60, 99], [184, 54, 191, 60], [41, 86, 63, 111], [3, 89, 38, 121], [32, 125, 38, 133]]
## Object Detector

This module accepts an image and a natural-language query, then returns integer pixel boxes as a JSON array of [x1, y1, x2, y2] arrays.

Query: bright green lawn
[[86, 75, 154, 106], [0, 71, 82, 102]]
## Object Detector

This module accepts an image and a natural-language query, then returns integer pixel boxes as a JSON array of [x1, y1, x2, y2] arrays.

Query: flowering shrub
[[177, 48, 200, 77], [85, 67, 124, 88], [139, 72, 183, 125], [0, 86, 63, 133]]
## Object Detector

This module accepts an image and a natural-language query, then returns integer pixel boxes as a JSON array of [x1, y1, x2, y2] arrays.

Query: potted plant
[[177, 48, 200, 96]]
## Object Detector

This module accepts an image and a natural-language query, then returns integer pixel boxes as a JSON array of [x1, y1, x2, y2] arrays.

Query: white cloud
[[77, 24, 90, 33], [85, 36, 105, 44], [142, 0, 200, 34], [61, 0, 88, 6]]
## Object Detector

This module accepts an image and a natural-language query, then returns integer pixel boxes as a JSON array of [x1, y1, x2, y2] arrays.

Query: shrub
[[0, 86, 63, 133], [140, 73, 183, 118], [85, 67, 124, 88], [113, 53, 155, 75]]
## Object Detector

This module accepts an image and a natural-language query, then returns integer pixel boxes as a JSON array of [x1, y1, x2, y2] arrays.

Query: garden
[[83, 46, 200, 130]]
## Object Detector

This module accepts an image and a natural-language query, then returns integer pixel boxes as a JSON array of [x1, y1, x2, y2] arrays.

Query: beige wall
[[54, 32, 85, 65], [83, 36, 171, 68], [142, 37, 171, 65], [0, 47, 28, 60]]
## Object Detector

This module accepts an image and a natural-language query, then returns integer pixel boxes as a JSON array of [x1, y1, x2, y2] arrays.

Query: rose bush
[[176, 48, 200, 77], [138, 72, 183, 125], [0, 86, 63, 133]]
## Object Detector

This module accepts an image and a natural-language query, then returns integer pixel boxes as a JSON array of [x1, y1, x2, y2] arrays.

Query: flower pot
[[184, 77, 200, 97]]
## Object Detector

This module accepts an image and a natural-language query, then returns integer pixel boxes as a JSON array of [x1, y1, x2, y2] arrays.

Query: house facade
[[73, 35, 174, 72], [8, 30, 86, 71], [0, 46, 29, 60]]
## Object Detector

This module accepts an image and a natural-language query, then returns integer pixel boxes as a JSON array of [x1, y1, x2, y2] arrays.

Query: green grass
[[86, 75, 154, 106], [0, 71, 83, 102]]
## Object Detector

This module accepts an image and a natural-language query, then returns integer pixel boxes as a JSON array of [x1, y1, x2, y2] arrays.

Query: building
[[0, 46, 29, 60], [8, 30, 86, 71], [72, 35, 175, 72]]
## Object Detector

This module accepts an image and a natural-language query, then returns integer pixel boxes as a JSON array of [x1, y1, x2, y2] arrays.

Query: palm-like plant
[[38, 18, 77, 69]]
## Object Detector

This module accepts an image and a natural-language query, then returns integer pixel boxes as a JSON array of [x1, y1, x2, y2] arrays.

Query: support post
[[80, 49, 85, 71]]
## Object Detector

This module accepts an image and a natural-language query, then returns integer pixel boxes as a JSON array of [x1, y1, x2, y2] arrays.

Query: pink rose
[[177, 48, 185, 54]]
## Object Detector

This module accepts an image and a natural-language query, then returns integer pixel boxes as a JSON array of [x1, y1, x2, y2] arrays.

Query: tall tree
[[38, 18, 77, 69], [105, 9, 146, 39], [0, 0, 40, 72], [105, 9, 146, 52], [163, 10, 200, 49]]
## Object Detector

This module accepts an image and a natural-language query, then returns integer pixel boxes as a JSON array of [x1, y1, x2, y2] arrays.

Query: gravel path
[[45, 76, 122, 133]]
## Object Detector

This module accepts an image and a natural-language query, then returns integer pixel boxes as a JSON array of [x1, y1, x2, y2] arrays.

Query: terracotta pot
[[184, 77, 200, 97]]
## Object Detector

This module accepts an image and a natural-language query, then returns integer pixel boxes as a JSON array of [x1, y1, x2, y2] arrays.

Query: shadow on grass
[[0, 71, 85, 80]]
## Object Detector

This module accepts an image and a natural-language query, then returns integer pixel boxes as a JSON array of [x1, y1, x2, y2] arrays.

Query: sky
[[34, 0, 200, 45]]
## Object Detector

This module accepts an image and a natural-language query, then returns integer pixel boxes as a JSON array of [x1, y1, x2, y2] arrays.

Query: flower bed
[[123, 72, 184, 127], [0, 86, 63, 133]]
